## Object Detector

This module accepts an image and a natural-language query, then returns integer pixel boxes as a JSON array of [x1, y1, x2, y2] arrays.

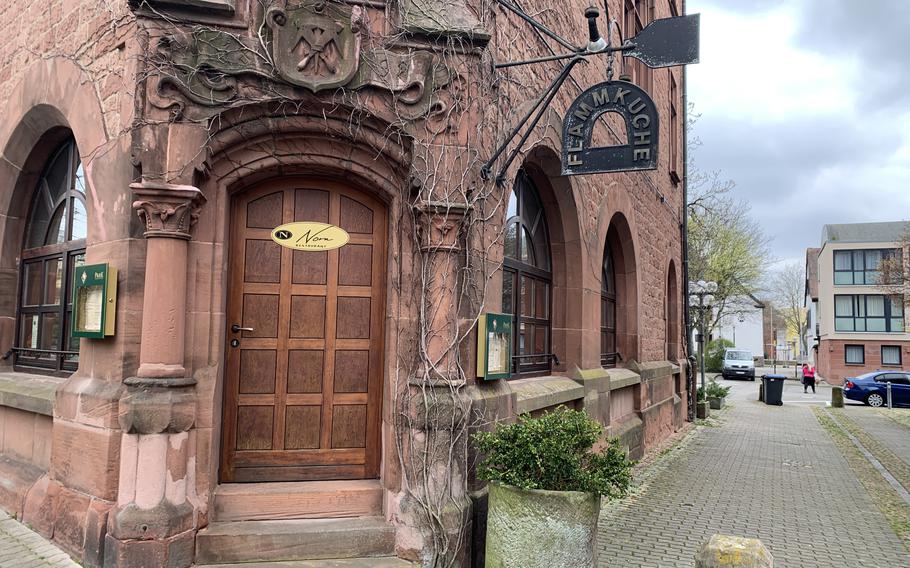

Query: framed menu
[[72, 263, 118, 339], [476, 313, 512, 381]]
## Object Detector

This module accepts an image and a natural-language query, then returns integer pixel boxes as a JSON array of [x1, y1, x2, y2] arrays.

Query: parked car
[[721, 348, 755, 381], [843, 371, 910, 407]]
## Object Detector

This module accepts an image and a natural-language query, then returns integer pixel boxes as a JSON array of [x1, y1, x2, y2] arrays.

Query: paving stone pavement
[[0, 510, 79, 568], [597, 377, 910, 568]]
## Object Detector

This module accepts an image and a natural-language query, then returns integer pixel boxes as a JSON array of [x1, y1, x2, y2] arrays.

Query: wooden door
[[220, 180, 386, 482]]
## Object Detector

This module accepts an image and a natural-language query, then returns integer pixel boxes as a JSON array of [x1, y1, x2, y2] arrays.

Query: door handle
[[231, 324, 254, 333]]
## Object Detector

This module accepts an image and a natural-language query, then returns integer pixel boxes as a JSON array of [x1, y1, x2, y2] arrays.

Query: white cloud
[[687, 0, 910, 262], [688, 5, 859, 120]]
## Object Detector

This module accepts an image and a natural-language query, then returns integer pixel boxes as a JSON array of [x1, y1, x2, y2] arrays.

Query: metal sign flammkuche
[[271, 222, 351, 251], [561, 81, 659, 175]]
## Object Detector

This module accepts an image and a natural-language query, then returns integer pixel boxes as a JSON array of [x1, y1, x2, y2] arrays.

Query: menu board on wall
[[476, 313, 512, 381], [72, 263, 118, 339]]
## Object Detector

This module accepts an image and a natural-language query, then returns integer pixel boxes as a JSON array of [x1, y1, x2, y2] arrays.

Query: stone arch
[[0, 58, 109, 366], [666, 259, 679, 361], [604, 212, 639, 364]]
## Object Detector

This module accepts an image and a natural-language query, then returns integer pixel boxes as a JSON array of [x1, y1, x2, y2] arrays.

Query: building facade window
[[601, 245, 617, 367], [502, 170, 552, 377], [833, 249, 898, 285], [16, 139, 86, 374], [623, 0, 653, 92], [834, 294, 904, 332], [845, 344, 865, 365], [882, 345, 902, 366]]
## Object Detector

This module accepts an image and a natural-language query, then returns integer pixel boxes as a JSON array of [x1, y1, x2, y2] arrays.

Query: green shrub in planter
[[473, 407, 634, 567], [706, 380, 731, 399], [697, 380, 731, 403], [473, 406, 634, 498]]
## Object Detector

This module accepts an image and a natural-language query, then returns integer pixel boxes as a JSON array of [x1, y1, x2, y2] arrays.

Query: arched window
[[16, 139, 86, 374], [502, 170, 552, 376], [601, 243, 618, 367]]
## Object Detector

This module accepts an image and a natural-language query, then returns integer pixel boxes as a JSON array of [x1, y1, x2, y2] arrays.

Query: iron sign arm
[[493, 43, 634, 69], [481, 56, 584, 186], [495, 0, 581, 52]]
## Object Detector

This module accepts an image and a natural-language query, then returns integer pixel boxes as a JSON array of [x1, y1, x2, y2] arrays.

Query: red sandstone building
[[0, 1, 689, 566]]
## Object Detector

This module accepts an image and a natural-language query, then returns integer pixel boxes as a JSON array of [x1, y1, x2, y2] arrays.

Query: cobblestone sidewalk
[[0, 510, 79, 568], [597, 379, 910, 567]]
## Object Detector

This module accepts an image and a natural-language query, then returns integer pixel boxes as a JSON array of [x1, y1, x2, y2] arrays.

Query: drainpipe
[[681, 0, 694, 421]]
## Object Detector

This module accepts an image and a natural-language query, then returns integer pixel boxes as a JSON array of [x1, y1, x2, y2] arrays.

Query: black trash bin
[[762, 374, 785, 406]]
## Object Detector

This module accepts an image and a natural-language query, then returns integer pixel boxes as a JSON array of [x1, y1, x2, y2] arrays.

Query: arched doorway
[[220, 179, 387, 482]]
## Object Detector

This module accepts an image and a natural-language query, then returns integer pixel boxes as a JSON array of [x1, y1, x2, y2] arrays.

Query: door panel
[[221, 181, 386, 482]]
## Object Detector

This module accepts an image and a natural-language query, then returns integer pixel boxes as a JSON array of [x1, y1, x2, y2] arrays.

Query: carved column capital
[[131, 182, 206, 239], [414, 201, 470, 253]]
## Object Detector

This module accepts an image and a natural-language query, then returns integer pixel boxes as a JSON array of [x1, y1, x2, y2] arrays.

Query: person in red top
[[802, 363, 816, 394]]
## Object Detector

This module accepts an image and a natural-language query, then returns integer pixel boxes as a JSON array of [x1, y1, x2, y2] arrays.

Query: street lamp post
[[689, 280, 718, 404]]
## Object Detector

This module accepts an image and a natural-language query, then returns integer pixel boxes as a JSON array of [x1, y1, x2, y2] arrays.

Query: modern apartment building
[[807, 222, 910, 384]]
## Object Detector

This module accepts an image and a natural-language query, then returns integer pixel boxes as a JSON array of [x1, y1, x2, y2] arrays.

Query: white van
[[722, 348, 755, 381]]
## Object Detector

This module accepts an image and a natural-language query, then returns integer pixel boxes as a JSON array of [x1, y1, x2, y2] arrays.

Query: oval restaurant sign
[[561, 80, 659, 176], [271, 222, 350, 251]]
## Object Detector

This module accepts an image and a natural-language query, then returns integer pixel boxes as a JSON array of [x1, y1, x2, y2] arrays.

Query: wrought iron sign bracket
[[481, 2, 699, 184]]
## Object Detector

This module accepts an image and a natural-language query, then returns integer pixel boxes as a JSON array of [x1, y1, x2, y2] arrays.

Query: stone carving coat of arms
[[266, 1, 362, 92]]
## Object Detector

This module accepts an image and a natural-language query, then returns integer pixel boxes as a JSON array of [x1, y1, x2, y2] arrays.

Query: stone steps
[[213, 480, 383, 522], [195, 517, 397, 565]]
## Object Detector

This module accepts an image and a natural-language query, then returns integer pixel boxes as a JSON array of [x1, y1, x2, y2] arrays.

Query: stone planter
[[708, 396, 725, 410], [696, 400, 710, 419], [485, 482, 600, 568]]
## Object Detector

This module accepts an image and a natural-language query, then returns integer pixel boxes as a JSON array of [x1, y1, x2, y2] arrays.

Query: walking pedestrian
[[802, 363, 816, 394]]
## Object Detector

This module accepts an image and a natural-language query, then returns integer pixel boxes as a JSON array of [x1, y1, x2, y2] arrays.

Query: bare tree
[[770, 261, 809, 355], [686, 106, 773, 337]]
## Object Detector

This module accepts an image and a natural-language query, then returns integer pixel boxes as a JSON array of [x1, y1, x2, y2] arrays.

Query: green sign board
[[72, 263, 118, 339], [476, 313, 512, 381]]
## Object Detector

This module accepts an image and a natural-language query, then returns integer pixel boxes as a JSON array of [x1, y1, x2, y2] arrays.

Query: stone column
[[104, 182, 205, 568], [398, 201, 473, 564]]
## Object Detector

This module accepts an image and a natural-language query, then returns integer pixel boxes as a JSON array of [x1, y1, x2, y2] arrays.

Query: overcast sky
[[687, 0, 910, 267]]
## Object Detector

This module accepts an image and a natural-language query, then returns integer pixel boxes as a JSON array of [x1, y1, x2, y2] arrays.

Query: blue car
[[842, 371, 910, 408]]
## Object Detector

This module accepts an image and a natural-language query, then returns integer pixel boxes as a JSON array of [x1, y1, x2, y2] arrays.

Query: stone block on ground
[[832, 386, 844, 408], [695, 534, 772, 568]]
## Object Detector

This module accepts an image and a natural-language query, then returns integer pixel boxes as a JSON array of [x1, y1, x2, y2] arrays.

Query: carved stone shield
[[266, 1, 362, 92]]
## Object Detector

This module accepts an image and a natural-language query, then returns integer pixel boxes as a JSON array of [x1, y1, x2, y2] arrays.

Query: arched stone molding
[[183, 106, 414, 515], [666, 259, 680, 361], [603, 212, 640, 365]]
